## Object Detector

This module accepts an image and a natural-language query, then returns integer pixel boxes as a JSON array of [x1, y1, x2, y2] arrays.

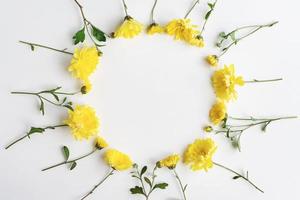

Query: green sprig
[[199, 0, 218, 37], [130, 164, 168, 200], [11, 87, 79, 115]]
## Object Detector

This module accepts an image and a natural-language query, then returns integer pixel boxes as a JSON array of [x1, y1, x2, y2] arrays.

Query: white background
[[1, 0, 300, 199]]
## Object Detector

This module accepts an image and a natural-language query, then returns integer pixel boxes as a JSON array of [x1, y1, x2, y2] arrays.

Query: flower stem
[[200, 0, 218, 36], [150, 0, 159, 24], [244, 78, 283, 83], [41, 149, 97, 171], [19, 40, 73, 55], [173, 169, 187, 200], [5, 125, 67, 150], [81, 168, 115, 200], [213, 162, 264, 193], [218, 21, 278, 58], [184, 0, 200, 19], [122, 0, 129, 16]]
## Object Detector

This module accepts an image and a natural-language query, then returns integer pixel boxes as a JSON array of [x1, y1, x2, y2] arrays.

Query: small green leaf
[[130, 186, 144, 195], [30, 45, 35, 51], [62, 97, 67, 104], [153, 183, 168, 190], [261, 121, 270, 132], [70, 162, 77, 170], [73, 27, 85, 45], [219, 32, 226, 38], [92, 26, 106, 42], [233, 175, 242, 179], [230, 32, 236, 41], [63, 105, 74, 111], [39, 100, 45, 115], [52, 93, 59, 101], [28, 127, 45, 138], [63, 146, 70, 161], [141, 166, 147, 176], [208, 3, 214, 9], [205, 10, 212, 20], [183, 184, 188, 192], [144, 177, 152, 187]]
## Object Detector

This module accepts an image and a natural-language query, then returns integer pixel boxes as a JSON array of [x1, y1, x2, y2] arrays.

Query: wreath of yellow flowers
[[5, 0, 297, 199]]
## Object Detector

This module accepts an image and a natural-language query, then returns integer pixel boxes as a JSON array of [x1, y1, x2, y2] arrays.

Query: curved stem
[[42, 149, 98, 171], [173, 169, 187, 200], [244, 78, 283, 83], [218, 21, 278, 58], [81, 169, 115, 200], [184, 0, 200, 19], [19, 40, 73, 55], [5, 124, 67, 150], [122, 0, 129, 16], [213, 162, 264, 193], [150, 0, 158, 23], [200, 0, 218, 36]]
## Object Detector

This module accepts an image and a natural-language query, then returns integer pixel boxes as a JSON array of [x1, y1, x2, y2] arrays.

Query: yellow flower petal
[[114, 16, 144, 39], [104, 149, 133, 171]]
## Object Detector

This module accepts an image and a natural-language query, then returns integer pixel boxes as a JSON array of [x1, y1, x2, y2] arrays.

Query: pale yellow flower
[[206, 55, 219, 67], [104, 149, 133, 171], [212, 64, 244, 102], [183, 138, 217, 171], [188, 36, 205, 48], [68, 47, 99, 92], [114, 16, 143, 39], [209, 101, 227, 125], [147, 23, 165, 35], [159, 154, 180, 169], [64, 105, 99, 140], [95, 137, 108, 149], [165, 19, 199, 44]]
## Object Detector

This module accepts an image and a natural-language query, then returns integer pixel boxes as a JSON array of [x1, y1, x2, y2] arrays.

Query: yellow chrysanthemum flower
[[212, 64, 244, 102], [68, 47, 99, 92], [183, 138, 217, 171], [64, 105, 99, 140], [206, 55, 219, 67], [114, 16, 144, 39], [159, 154, 180, 169], [165, 19, 200, 45], [188, 36, 205, 48], [209, 101, 227, 125], [147, 23, 165, 35], [104, 149, 133, 171], [95, 137, 108, 150]]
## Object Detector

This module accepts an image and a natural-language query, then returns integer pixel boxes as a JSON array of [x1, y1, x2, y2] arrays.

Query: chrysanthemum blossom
[[206, 55, 219, 67], [64, 105, 99, 140], [95, 137, 108, 149], [209, 101, 227, 125], [147, 23, 165, 35], [114, 16, 144, 39], [212, 64, 244, 102], [104, 149, 133, 171], [159, 154, 180, 169], [183, 138, 217, 171]]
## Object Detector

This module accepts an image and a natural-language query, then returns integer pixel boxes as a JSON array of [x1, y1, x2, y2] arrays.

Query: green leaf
[[39, 99, 45, 115], [28, 127, 45, 138], [233, 175, 242, 179], [141, 166, 147, 176], [92, 26, 106, 42], [130, 186, 144, 195], [205, 10, 212, 20], [261, 121, 270, 132], [63, 104, 74, 111], [230, 32, 236, 41], [62, 97, 67, 104], [70, 162, 77, 170], [72, 27, 85, 45], [153, 183, 168, 190], [183, 184, 188, 192], [63, 146, 70, 161], [208, 3, 214, 9], [52, 93, 59, 101], [219, 32, 226, 38], [30, 44, 35, 51], [144, 177, 152, 187]]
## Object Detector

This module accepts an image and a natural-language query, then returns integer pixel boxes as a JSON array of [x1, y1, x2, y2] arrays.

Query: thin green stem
[[122, 0, 129, 16], [213, 162, 264, 193], [19, 40, 73, 55], [244, 78, 283, 83], [184, 0, 200, 19], [42, 149, 98, 171], [146, 166, 158, 198], [150, 0, 159, 23], [218, 21, 278, 58], [81, 169, 115, 200], [229, 116, 298, 121], [173, 169, 187, 200], [5, 125, 67, 150], [200, 0, 218, 36]]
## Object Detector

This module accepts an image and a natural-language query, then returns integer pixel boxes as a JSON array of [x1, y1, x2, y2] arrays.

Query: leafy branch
[[42, 146, 98, 171], [216, 21, 278, 57], [213, 162, 264, 193], [215, 116, 297, 151], [72, 0, 108, 53], [11, 87, 78, 115], [173, 169, 188, 200], [130, 164, 168, 200], [5, 124, 68, 149], [19, 40, 73, 55], [199, 0, 218, 37]]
